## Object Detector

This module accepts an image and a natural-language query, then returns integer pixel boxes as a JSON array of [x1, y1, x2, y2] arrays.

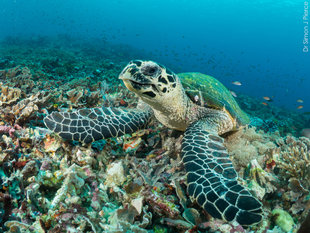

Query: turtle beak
[[118, 71, 130, 82], [120, 76, 136, 92], [119, 72, 135, 92], [119, 65, 154, 91], [119, 70, 152, 85]]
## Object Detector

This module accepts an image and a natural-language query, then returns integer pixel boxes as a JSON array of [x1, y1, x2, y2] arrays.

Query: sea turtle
[[44, 60, 262, 225]]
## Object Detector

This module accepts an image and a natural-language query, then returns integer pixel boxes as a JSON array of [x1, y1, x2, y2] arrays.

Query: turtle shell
[[178, 72, 250, 126]]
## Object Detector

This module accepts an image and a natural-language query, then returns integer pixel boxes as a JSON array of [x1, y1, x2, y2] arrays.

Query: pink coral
[[0, 125, 17, 137], [0, 125, 21, 149]]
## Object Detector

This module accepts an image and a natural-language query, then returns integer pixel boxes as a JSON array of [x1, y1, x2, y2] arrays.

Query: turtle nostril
[[141, 65, 158, 76]]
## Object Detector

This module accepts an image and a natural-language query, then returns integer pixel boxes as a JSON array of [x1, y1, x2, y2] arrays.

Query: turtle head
[[119, 60, 182, 106]]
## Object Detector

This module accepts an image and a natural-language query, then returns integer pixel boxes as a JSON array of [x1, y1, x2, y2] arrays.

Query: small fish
[[261, 102, 268, 106], [232, 81, 242, 86], [263, 96, 271, 101], [297, 105, 304, 109], [230, 91, 237, 97], [297, 99, 304, 103]]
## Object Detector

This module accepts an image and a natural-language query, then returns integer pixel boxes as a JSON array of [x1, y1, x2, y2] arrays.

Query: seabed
[[0, 36, 309, 233]]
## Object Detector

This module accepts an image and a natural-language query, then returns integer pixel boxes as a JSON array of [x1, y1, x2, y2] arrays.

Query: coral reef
[[271, 136, 310, 226], [276, 136, 310, 188], [225, 126, 277, 168], [237, 93, 309, 137], [0, 37, 309, 232], [0, 85, 22, 106]]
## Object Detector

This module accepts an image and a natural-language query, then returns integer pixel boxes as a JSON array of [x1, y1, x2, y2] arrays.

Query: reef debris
[[1, 38, 309, 232]]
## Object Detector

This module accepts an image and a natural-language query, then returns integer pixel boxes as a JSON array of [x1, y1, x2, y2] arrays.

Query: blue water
[[1, 0, 309, 111]]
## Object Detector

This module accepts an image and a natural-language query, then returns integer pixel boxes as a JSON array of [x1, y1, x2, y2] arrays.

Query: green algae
[[272, 209, 295, 232]]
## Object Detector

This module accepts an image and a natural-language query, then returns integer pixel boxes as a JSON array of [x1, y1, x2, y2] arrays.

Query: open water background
[[0, 0, 309, 111]]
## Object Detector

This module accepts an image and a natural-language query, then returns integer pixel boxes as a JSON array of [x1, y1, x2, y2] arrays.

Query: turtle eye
[[141, 65, 158, 76]]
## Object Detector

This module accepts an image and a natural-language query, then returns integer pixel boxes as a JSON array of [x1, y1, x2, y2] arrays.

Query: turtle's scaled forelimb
[[181, 119, 262, 226], [44, 107, 153, 144]]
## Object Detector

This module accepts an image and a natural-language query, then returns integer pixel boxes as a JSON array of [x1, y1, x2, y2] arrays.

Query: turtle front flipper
[[44, 107, 152, 144], [182, 120, 262, 225]]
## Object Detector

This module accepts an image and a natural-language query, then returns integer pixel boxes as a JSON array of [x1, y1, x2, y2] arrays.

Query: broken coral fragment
[[104, 160, 126, 188], [44, 134, 62, 152], [245, 158, 277, 194], [66, 88, 84, 105], [101, 205, 151, 232], [131, 196, 144, 215], [49, 164, 86, 210], [0, 84, 22, 106]]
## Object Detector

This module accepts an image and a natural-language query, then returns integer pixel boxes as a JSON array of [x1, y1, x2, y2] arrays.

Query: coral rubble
[[0, 37, 309, 233]]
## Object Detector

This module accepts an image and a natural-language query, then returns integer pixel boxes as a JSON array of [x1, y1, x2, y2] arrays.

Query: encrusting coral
[[276, 136, 310, 187], [0, 84, 22, 107], [225, 126, 277, 169], [273, 136, 310, 223], [1, 38, 310, 232]]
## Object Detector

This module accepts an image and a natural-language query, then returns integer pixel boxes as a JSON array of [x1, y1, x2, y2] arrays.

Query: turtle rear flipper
[[44, 107, 152, 144], [182, 119, 262, 225]]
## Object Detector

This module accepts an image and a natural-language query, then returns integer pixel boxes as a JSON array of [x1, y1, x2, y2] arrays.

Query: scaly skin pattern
[[182, 120, 262, 225], [44, 60, 263, 226], [119, 60, 263, 226], [44, 107, 152, 144]]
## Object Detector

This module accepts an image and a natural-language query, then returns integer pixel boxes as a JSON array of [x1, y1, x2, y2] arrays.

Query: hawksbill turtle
[[44, 60, 262, 225]]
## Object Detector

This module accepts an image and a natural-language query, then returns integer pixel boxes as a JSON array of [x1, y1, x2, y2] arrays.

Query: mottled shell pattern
[[178, 72, 250, 127]]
